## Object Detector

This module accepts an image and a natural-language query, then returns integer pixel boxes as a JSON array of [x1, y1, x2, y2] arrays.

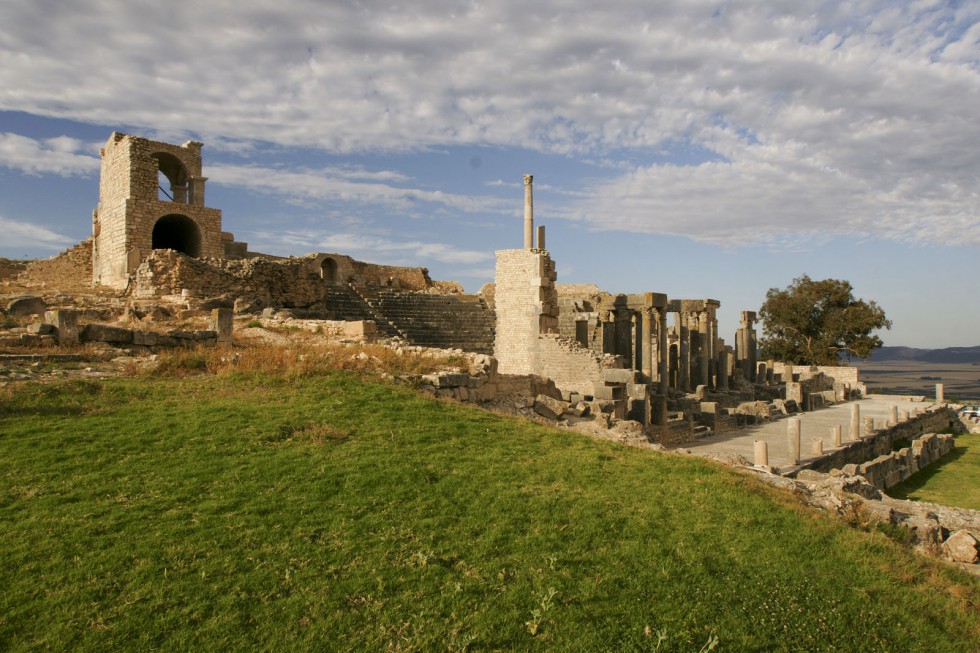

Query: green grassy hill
[[2, 370, 979, 651]]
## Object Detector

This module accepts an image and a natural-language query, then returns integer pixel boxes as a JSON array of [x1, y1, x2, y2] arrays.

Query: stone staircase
[[363, 289, 495, 354], [322, 284, 402, 338]]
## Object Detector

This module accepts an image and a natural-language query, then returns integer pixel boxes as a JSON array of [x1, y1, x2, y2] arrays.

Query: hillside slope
[[2, 371, 979, 651], [870, 345, 980, 364]]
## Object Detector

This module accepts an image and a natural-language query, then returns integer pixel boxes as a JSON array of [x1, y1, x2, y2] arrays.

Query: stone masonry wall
[[795, 406, 962, 475], [93, 133, 223, 288], [134, 250, 326, 307], [536, 333, 615, 397], [17, 239, 93, 289], [494, 249, 557, 375]]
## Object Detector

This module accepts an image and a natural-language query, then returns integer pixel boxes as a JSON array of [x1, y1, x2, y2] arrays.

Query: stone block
[[45, 309, 79, 345], [6, 296, 46, 317], [943, 531, 979, 564], [27, 323, 56, 336], [533, 394, 569, 420], [626, 383, 649, 399], [592, 384, 624, 401], [211, 308, 233, 343], [80, 324, 135, 344], [602, 368, 638, 384]]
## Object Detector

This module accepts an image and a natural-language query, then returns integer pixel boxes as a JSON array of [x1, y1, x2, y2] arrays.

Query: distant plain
[[858, 361, 980, 402]]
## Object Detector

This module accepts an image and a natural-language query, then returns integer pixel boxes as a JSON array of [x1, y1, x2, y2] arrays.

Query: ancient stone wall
[[841, 432, 954, 490], [93, 133, 224, 289], [0, 259, 28, 282], [795, 406, 962, 475], [493, 248, 558, 375], [536, 333, 617, 398], [15, 239, 93, 289], [134, 251, 325, 307]]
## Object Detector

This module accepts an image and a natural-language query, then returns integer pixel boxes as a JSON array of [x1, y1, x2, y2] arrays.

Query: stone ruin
[[0, 131, 882, 444], [4, 130, 979, 569]]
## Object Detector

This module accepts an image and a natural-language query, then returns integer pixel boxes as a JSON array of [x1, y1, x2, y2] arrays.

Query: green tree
[[758, 275, 891, 365]]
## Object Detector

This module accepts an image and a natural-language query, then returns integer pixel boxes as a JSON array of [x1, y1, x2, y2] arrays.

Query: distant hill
[[867, 346, 980, 364]]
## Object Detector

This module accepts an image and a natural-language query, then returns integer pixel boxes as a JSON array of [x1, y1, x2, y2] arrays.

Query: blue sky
[[0, 1, 977, 348]]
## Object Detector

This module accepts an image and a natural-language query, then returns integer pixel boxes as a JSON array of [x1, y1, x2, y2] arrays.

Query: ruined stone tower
[[92, 132, 224, 288]]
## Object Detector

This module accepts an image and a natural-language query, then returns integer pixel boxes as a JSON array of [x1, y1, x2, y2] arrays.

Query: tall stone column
[[523, 174, 534, 250], [849, 402, 860, 441], [717, 349, 730, 391], [679, 312, 691, 393], [697, 310, 710, 388], [641, 308, 653, 382], [657, 309, 669, 394]]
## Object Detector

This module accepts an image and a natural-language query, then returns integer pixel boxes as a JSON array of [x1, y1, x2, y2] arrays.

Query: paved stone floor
[[673, 395, 936, 469]]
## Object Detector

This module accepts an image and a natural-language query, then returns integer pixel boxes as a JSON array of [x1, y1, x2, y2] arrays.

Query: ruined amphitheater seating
[[321, 284, 401, 338], [362, 289, 495, 355]]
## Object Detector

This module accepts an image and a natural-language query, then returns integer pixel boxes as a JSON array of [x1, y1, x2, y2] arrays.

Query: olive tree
[[758, 275, 891, 365]]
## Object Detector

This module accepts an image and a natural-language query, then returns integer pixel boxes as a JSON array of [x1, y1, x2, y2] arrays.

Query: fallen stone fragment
[[533, 394, 569, 420], [943, 530, 980, 564]]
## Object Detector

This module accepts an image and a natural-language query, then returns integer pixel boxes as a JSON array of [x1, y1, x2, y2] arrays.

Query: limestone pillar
[[783, 363, 794, 385], [640, 309, 653, 382], [697, 311, 710, 388], [832, 424, 842, 448], [717, 349, 730, 391], [679, 313, 691, 393], [863, 416, 875, 436], [754, 440, 768, 467], [536, 225, 546, 250], [850, 403, 860, 441], [657, 309, 669, 395], [889, 405, 899, 428], [788, 418, 802, 464], [935, 383, 945, 402], [523, 174, 534, 249], [812, 438, 823, 455], [757, 362, 768, 385]]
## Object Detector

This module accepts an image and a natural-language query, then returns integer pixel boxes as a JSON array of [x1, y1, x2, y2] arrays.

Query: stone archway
[[321, 257, 339, 283], [152, 214, 202, 257]]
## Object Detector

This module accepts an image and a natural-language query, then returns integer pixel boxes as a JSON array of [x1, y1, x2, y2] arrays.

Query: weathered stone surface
[[943, 531, 979, 564], [27, 323, 56, 335], [533, 394, 569, 420], [80, 324, 134, 344], [6, 296, 46, 317]]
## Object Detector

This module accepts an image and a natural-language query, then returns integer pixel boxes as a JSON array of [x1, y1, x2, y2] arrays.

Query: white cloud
[[0, 133, 100, 176], [0, 215, 75, 250], [0, 1, 977, 246], [244, 228, 492, 266], [208, 163, 511, 214]]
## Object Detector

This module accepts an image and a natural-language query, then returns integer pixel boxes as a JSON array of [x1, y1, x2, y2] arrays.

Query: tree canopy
[[758, 275, 891, 365]]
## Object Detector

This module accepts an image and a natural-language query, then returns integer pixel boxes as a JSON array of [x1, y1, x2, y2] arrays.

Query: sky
[[0, 1, 977, 349]]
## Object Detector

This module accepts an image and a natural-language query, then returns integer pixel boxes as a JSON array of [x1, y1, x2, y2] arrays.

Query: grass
[[2, 370, 980, 651], [888, 433, 980, 509]]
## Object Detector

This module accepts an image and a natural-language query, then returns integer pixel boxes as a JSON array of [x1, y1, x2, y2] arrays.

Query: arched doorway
[[152, 152, 190, 203], [152, 214, 202, 257], [321, 258, 339, 283]]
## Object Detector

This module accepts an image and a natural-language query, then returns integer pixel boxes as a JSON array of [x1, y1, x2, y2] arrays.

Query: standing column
[[849, 403, 860, 441], [717, 349, 730, 391], [788, 418, 802, 464], [523, 174, 534, 249], [658, 309, 669, 395], [679, 313, 691, 393], [641, 309, 653, 382], [697, 310, 710, 388], [936, 383, 945, 402]]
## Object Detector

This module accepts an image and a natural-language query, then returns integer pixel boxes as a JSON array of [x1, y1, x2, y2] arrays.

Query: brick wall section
[[16, 239, 94, 289]]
